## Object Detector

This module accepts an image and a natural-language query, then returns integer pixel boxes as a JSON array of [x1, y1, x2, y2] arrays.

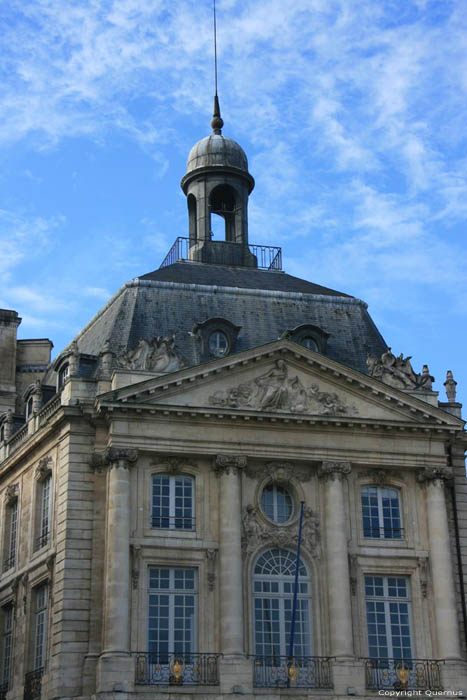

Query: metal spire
[[210, 0, 224, 135]]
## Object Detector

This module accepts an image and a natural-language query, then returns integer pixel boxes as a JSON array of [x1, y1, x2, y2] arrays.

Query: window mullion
[[169, 477, 175, 525], [377, 491, 384, 537]]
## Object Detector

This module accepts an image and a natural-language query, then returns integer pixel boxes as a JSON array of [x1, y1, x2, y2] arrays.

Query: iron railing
[[364, 658, 443, 690], [151, 515, 195, 530], [35, 531, 49, 551], [253, 655, 333, 689], [23, 668, 44, 700], [134, 652, 220, 686], [159, 237, 282, 271]]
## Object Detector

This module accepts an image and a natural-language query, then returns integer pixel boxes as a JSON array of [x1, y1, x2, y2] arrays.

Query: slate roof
[[44, 261, 387, 382]]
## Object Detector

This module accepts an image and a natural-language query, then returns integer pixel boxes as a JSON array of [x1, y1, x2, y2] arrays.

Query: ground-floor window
[[253, 548, 311, 659], [365, 575, 412, 660]]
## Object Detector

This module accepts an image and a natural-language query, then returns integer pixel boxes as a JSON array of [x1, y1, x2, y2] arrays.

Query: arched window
[[187, 194, 197, 242], [210, 185, 237, 241], [253, 549, 312, 660], [361, 486, 402, 539]]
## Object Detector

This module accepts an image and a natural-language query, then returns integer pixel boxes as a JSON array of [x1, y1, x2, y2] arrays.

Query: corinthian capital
[[103, 447, 138, 470], [417, 467, 452, 486], [318, 461, 351, 481], [214, 454, 247, 476]]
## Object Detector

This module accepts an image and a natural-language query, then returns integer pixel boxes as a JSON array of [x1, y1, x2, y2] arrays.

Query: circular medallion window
[[261, 484, 293, 523], [301, 336, 318, 351], [208, 330, 229, 357]]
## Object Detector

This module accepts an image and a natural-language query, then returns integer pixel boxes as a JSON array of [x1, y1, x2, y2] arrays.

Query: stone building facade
[[0, 102, 466, 700]]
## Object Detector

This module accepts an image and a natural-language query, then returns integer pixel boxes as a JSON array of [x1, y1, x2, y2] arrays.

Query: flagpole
[[287, 500, 305, 683]]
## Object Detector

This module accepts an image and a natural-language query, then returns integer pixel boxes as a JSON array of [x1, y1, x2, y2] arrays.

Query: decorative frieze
[[209, 359, 358, 415], [318, 461, 351, 481], [241, 504, 320, 556], [246, 461, 312, 483], [214, 454, 247, 476]]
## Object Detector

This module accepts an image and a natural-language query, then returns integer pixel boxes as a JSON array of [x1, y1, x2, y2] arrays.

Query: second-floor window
[[151, 475, 194, 530], [4, 500, 18, 571], [361, 486, 402, 539], [36, 476, 52, 550], [365, 575, 412, 661], [33, 584, 48, 671], [0, 606, 13, 691]]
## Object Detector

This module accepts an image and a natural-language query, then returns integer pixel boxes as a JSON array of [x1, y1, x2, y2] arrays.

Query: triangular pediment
[[96, 341, 462, 427]]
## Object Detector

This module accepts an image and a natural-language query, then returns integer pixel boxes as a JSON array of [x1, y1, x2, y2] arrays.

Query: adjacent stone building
[[0, 100, 466, 700]]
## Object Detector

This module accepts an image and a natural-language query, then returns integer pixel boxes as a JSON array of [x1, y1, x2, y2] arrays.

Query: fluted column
[[103, 447, 138, 654], [418, 468, 461, 660], [318, 461, 353, 658], [215, 454, 247, 656]]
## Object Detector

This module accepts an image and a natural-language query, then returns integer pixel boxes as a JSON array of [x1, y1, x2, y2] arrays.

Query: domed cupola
[[180, 96, 256, 268]]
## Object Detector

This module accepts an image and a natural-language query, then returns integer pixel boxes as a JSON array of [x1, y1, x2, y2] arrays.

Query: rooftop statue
[[366, 348, 434, 390]]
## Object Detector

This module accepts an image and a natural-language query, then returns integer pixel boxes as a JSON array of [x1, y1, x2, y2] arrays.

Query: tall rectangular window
[[33, 584, 48, 671], [148, 567, 196, 659], [361, 486, 402, 539], [151, 475, 194, 530], [36, 476, 51, 550], [4, 500, 18, 571], [1, 606, 13, 691], [365, 575, 412, 661]]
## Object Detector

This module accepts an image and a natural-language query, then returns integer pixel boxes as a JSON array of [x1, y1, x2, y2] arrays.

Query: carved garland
[[241, 504, 320, 557], [246, 461, 312, 484]]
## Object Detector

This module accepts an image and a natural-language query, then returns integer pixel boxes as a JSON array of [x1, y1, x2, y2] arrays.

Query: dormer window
[[281, 324, 330, 355], [58, 363, 69, 389], [26, 396, 34, 419], [208, 330, 229, 358], [193, 317, 241, 361]]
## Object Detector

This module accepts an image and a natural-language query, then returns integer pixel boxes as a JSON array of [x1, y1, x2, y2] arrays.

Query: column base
[[97, 652, 135, 694], [219, 654, 253, 694], [331, 658, 366, 697]]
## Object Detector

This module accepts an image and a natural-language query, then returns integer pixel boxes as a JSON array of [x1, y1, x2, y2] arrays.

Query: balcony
[[364, 658, 443, 691], [160, 237, 282, 271], [134, 652, 220, 686], [23, 668, 43, 700], [253, 655, 334, 689]]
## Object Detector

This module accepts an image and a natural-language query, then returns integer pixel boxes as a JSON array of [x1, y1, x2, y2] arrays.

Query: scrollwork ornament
[[241, 504, 320, 557], [359, 468, 403, 485], [4, 483, 19, 504], [151, 457, 198, 474], [35, 456, 53, 482], [103, 447, 138, 469]]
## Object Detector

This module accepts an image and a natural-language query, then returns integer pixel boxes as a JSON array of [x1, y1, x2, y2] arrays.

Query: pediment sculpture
[[242, 504, 320, 556], [366, 348, 434, 391], [118, 334, 186, 373], [209, 359, 357, 415]]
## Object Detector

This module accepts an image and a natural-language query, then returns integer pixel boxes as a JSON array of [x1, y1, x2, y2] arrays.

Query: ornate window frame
[[31, 458, 54, 558], [2, 484, 19, 573]]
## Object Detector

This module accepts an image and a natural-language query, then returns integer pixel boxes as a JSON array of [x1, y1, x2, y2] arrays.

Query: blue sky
[[1, 0, 466, 406]]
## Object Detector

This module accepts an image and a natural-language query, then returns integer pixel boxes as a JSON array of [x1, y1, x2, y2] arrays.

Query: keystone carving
[[366, 349, 434, 391], [4, 483, 19, 504], [318, 461, 351, 481], [241, 504, 320, 556], [359, 468, 403, 485], [150, 457, 198, 474], [214, 455, 247, 476], [417, 467, 452, 485], [246, 461, 312, 483], [35, 456, 53, 482], [117, 334, 186, 373], [209, 359, 357, 416]]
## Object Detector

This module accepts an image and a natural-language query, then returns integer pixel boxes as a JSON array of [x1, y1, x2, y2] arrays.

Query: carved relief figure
[[118, 334, 186, 373], [367, 348, 434, 390], [241, 504, 320, 556], [210, 360, 357, 416]]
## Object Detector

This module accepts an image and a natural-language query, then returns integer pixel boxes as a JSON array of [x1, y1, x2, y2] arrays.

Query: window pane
[[365, 575, 412, 660], [152, 475, 194, 530]]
